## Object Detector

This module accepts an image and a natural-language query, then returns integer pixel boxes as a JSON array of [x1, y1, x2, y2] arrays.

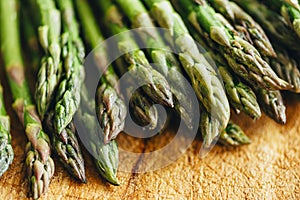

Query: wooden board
[[0, 72, 300, 199]]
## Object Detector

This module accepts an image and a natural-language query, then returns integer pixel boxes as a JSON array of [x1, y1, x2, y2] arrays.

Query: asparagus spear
[[1, 0, 54, 198], [261, 0, 300, 38], [219, 122, 251, 146], [53, 0, 86, 181], [142, 0, 230, 136], [218, 66, 261, 119], [114, 0, 195, 129], [232, 0, 300, 51], [187, 23, 255, 148], [97, 0, 174, 108], [172, 0, 290, 90], [24, 1, 86, 182], [198, 64, 255, 148], [33, 0, 62, 119], [255, 89, 286, 124], [74, 0, 122, 184], [208, 0, 276, 58], [76, 103, 120, 185], [0, 85, 14, 177], [75, 0, 127, 143]]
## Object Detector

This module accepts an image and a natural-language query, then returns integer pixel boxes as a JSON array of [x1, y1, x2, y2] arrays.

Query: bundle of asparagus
[[1, 0, 300, 198]]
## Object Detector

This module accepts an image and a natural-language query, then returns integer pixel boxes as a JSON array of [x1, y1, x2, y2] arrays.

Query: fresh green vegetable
[[76, 86, 120, 185], [75, 0, 123, 185], [208, 0, 300, 93], [1, 0, 54, 198], [264, 47, 300, 93], [115, 57, 159, 130]]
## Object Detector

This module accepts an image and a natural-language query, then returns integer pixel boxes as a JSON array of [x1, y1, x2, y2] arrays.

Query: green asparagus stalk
[[142, 0, 230, 136], [255, 89, 286, 124], [74, 0, 121, 184], [24, 1, 86, 182], [52, 0, 86, 181], [187, 24, 256, 146], [232, 0, 300, 51], [34, 0, 62, 119], [208, 0, 276, 58], [219, 122, 251, 146], [173, 0, 291, 90], [114, 0, 195, 129], [218, 66, 261, 119], [0, 85, 14, 177], [97, 0, 174, 108], [75, 0, 127, 143], [1, 0, 54, 198], [76, 87, 120, 185], [261, 0, 300, 38]]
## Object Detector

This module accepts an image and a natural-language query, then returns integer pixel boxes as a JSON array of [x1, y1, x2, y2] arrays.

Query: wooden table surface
[[0, 68, 300, 199]]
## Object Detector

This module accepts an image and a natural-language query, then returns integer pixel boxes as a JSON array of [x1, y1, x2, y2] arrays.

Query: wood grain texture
[[0, 63, 300, 199]]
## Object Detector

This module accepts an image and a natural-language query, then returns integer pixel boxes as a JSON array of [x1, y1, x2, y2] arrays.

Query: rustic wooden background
[[0, 64, 300, 199]]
